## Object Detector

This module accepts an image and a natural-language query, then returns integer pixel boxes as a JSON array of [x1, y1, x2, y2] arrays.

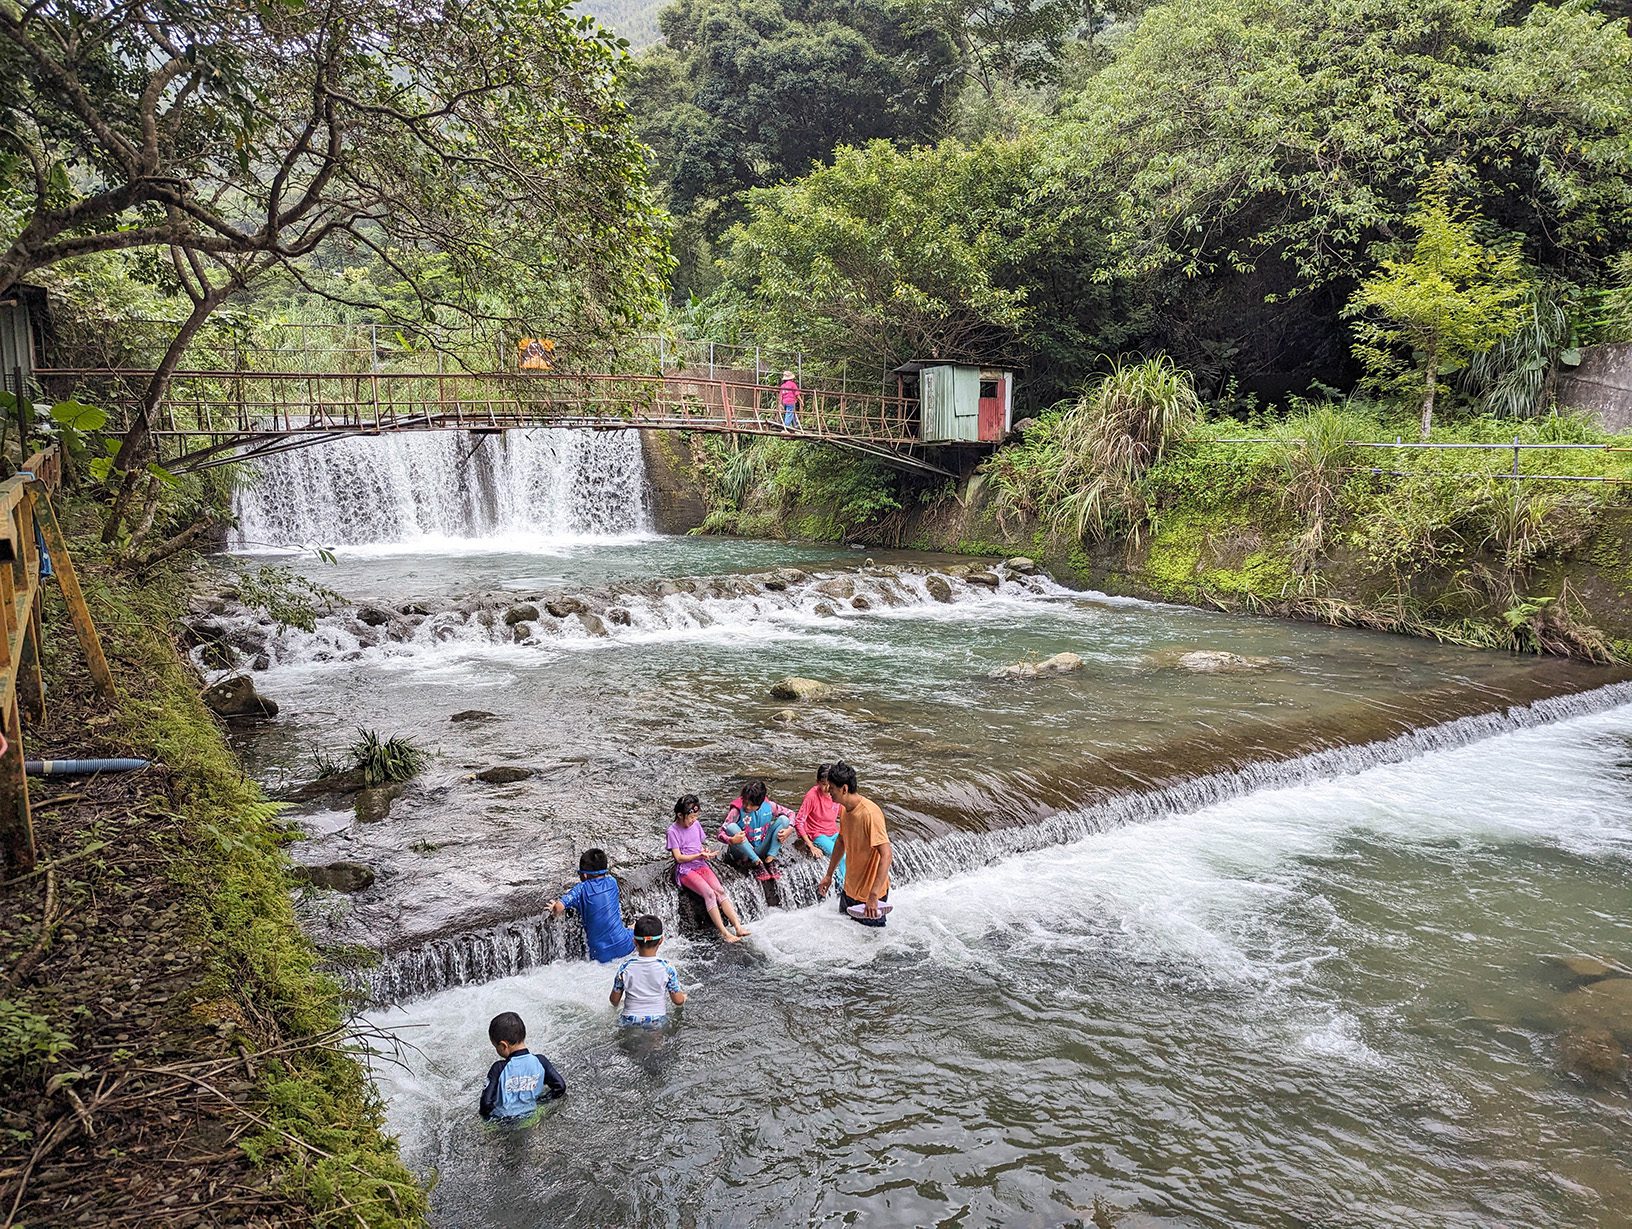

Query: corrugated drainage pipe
[[24, 758, 151, 775]]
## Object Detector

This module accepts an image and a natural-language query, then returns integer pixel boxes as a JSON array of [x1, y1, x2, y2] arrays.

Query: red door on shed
[[977, 375, 1006, 442]]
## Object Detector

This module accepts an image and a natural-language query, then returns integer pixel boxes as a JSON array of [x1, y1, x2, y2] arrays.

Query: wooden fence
[[0, 445, 115, 873]]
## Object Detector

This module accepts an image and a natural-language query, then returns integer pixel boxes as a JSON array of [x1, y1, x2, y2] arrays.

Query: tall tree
[[1347, 183, 1529, 438], [0, 0, 668, 535], [631, 0, 956, 291]]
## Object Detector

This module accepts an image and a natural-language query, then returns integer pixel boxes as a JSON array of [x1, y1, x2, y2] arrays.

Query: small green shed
[[895, 361, 1013, 444]]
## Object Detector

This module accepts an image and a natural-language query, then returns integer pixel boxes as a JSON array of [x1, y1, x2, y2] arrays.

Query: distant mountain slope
[[578, 0, 666, 49]]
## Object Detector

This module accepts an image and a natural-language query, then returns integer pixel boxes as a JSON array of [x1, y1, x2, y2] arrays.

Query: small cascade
[[232, 429, 649, 548], [353, 679, 1632, 1006], [192, 563, 1059, 674]]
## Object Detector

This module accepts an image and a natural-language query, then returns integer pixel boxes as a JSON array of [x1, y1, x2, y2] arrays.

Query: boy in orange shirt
[[815, 760, 892, 927]]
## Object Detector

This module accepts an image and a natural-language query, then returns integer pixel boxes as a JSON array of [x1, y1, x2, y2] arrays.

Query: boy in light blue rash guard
[[549, 848, 636, 962], [479, 1011, 566, 1123], [610, 915, 687, 1026]]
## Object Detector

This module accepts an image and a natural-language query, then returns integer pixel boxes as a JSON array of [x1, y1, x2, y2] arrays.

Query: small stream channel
[[207, 429, 1632, 1226]]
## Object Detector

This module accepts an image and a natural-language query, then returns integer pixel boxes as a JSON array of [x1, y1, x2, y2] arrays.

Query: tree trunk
[[101, 282, 232, 543], [1418, 341, 1438, 441]]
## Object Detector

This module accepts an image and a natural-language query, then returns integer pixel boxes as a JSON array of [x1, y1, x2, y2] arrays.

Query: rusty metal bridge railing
[[38, 367, 950, 476]]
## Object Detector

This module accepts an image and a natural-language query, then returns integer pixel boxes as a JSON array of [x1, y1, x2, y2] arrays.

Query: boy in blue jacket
[[479, 1011, 566, 1123], [549, 848, 636, 962]]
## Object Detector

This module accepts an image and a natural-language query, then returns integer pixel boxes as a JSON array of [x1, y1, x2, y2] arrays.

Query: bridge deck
[[39, 368, 953, 475]]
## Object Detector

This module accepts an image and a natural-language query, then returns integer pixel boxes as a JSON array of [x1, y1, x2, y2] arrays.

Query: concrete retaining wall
[[1559, 343, 1632, 433]]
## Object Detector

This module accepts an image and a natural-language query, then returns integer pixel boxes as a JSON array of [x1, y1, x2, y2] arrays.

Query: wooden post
[[34, 490, 115, 701], [0, 692, 33, 871], [17, 595, 44, 722]]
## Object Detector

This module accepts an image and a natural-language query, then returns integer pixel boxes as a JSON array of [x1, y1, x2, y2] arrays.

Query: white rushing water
[[363, 698, 1632, 1226], [232, 429, 650, 549], [358, 680, 1632, 1003]]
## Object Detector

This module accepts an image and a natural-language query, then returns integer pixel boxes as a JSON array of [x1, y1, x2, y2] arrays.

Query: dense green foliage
[[1346, 183, 1531, 437], [664, 0, 1632, 408]]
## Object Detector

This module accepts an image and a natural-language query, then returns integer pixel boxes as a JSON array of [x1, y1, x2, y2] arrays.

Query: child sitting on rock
[[548, 848, 635, 963], [718, 779, 796, 881]]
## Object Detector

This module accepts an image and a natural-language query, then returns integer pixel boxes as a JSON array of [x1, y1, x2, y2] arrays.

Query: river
[[204, 429, 1632, 1227]]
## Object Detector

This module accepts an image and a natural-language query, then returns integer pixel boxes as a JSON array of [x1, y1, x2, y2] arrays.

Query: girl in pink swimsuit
[[666, 795, 751, 944]]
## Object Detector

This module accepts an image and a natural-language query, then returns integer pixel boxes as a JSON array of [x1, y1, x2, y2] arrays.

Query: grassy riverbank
[[682, 400, 1632, 662], [0, 500, 425, 1226]]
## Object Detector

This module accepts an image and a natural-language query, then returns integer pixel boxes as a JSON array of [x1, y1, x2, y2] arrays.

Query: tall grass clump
[[1046, 355, 1200, 543], [349, 728, 427, 786]]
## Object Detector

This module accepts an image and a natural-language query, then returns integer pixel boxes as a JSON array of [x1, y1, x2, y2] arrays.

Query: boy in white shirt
[[609, 915, 687, 1027]]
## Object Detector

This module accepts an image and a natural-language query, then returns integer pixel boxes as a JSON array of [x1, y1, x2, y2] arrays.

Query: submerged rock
[[1558, 1025, 1628, 1085], [511, 621, 534, 643], [1563, 977, 1632, 1045], [1553, 954, 1630, 982], [504, 602, 540, 626], [294, 861, 375, 893], [400, 602, 432, 616], [605, 607, 632, 626], [476, 765, 535, 785], [851, 596, 872, 611], [251, 654, 271, 672], [355, 783, 406, 824], [1156, 649, 1272, 673], [772, 708, 798, 724], [925, 575, 954, 603], [202, 675, 278, 719], [450, 710, 498, 723], [770, 677, 831, 701]]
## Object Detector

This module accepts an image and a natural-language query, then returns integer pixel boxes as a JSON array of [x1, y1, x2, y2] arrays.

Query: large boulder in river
[[577, 612, 609, 637], [925, 575, 954, 603], [966, 570, 1001, 588], [1004, 556, 1039, 575], [476, 765, 535, 785], [990, 652, 1084, 680], [770, 677, 832, 702], [202, 675, 278, 719], [545, 596, 589, 618], [816, 577, 856, 600], [357, 605, 393, 627], [294, 861, 375, 893], [451, 710, 498, 723], [511, 621, 534, 643], [1562, 977, 1632, 1045], [504, 602, 540, 626]]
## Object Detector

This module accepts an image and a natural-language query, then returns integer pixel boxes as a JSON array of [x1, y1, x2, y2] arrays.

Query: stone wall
[[1559, 342, 1632, 433], [639, 429, 708, 533]]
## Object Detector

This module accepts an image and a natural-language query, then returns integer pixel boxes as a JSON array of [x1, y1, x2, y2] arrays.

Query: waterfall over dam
[[231, 429, 651, 548]]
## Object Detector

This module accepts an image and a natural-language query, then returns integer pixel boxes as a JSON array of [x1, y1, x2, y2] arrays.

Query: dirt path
[[0, 667, 310, 1227]]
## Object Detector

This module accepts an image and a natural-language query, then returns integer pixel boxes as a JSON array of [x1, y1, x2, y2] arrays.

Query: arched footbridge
[[37, 367, 963, 477]]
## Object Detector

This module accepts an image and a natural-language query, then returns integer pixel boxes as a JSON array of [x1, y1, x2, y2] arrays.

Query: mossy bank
[[677, 401, 1632, 663], [0, 498, 427, 1227]]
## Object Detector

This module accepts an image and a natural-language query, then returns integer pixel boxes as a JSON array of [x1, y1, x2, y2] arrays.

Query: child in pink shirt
[[794, 763, 845, 880]]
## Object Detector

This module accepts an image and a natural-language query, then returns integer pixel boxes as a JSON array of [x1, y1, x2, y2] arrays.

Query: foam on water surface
[[364, 698, 1632, 1227]]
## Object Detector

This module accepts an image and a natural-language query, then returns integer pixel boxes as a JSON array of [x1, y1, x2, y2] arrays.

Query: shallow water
[[365, 702, 1632, 1228], [228, 538, 1614, 963]]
